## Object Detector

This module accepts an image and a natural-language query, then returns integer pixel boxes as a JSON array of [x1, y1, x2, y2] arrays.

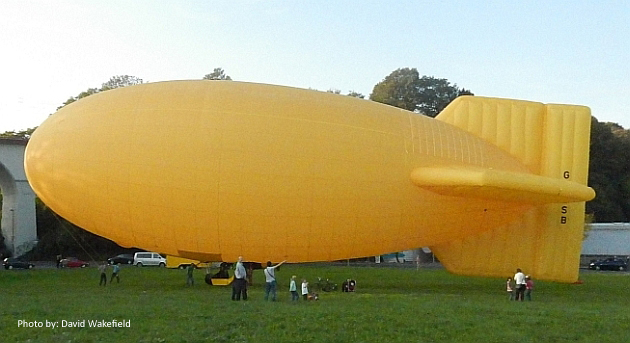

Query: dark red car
[[60, 257, 89, 268]]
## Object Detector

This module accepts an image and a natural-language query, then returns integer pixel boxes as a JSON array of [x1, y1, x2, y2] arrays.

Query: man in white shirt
[[232, 256, 248, 301], [263, 260, 286, 301], [514, 268, 526, 301]]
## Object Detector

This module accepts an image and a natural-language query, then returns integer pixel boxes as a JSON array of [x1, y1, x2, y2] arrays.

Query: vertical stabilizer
[[430, 96, 592, 282]]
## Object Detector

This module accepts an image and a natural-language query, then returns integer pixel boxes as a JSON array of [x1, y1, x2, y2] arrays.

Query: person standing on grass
[[301, 278, 309, 301], [98, 263, 108, 286], [525, 276, 534, 301], [289, 275, 299, 301], [110, 263, 121, 283], [263, 260, 286, 301], [232, 256, 248, 300], [186, 263, 195, 286], [514, 268, 526, 301], [506, 277, 514, 301]]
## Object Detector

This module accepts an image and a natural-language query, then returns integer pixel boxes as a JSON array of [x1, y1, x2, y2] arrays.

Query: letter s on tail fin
[[429, 96, 594, 283]]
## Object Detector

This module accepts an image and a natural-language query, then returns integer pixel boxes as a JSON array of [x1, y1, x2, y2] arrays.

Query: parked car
[[3, 257, 35, 270], [588, 258, 628, 271], [107, 254, 134, 265], [133, 252, 166, 267], [61, 257, 89, 268]]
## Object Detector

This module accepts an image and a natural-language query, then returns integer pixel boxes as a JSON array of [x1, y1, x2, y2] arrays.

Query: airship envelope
[[24, 81, 595, 282]]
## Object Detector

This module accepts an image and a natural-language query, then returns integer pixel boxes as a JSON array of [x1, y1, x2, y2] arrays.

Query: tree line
[[1, 67, 628, 259]]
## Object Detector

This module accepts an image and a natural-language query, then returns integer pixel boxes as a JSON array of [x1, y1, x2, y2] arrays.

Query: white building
[[581, 223, 630, 256]]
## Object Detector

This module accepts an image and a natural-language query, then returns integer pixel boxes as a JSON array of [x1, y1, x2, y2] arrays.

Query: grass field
[[1, 264, 628, 343]]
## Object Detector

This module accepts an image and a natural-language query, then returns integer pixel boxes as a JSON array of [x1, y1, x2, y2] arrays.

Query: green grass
[[1, 265, 629, 343]]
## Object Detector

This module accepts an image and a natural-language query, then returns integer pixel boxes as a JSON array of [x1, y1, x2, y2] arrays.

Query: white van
[[133, 252, 166, 267]]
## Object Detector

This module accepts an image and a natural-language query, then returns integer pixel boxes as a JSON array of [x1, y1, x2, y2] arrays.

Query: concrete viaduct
[[0, 138, 37, 257]]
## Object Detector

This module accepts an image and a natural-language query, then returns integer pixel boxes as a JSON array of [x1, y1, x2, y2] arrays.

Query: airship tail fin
[[431, 97, 593, 282]]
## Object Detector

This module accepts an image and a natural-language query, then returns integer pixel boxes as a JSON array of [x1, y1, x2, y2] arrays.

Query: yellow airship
[[24, 81, 595, 282]]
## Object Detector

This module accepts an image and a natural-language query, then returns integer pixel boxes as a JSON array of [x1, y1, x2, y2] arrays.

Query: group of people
[[506, 268, 534, 301], [290, 275, 318, 301], [94, 257, 534, 302], [230, 257, 318, 302], [97, 263, 121, 286]]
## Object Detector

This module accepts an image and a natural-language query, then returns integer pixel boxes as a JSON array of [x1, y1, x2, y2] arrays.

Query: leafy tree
[[0, 128, 36, 139], [416, 76, 473, 117], [369, 68, 473, 117], [309, 88, 364, 98], [101, 75, 144, 91], [347, 91, 365, 99], [57, 75, 143, 110], [203, 68, 232, 80], [586, 118, 630, 222], [370, 68, 422, 112], [57, 88, 99, 110]]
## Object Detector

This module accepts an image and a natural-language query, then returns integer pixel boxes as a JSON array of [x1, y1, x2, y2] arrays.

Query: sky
[[1, 1, 628, 132]]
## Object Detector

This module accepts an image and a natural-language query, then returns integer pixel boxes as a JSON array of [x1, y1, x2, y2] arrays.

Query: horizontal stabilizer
[[177, 250, 222, 262], [411, 166, 595, 204]]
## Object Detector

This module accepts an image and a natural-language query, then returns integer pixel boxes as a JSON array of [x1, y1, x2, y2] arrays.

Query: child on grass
[[301, 278, 309, 301], [506, 277, 514, 301], [289, 275, 299, 301], [525, 276, 534, 301]]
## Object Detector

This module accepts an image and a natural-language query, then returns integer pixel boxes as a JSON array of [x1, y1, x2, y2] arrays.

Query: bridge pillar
[[0, 139, 37, 257]]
